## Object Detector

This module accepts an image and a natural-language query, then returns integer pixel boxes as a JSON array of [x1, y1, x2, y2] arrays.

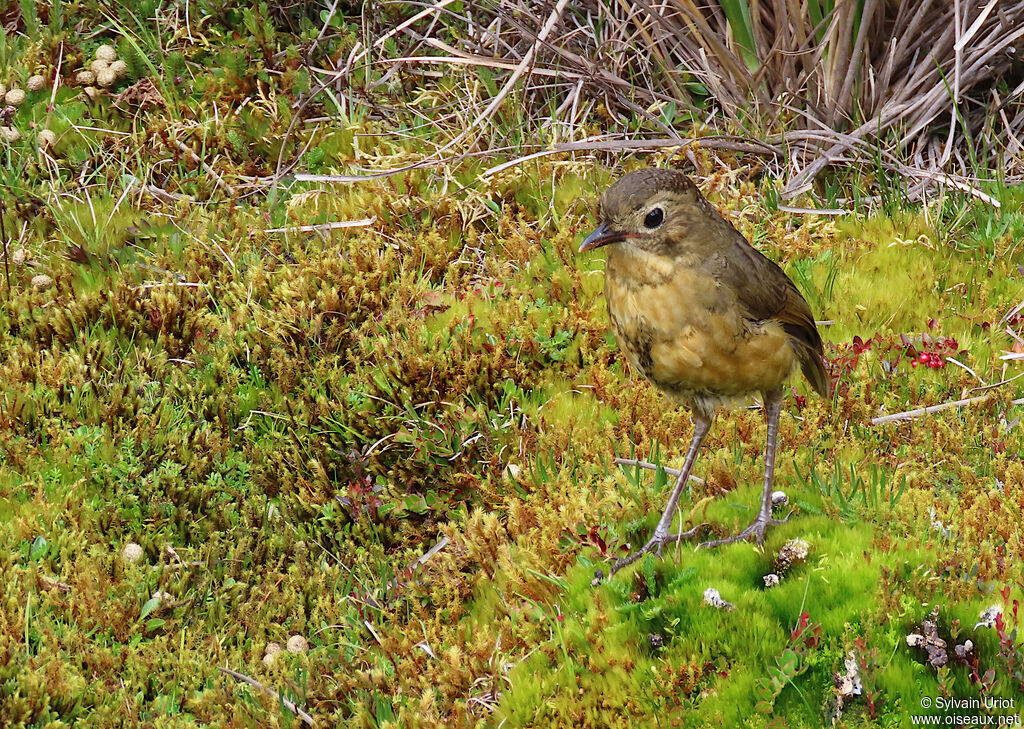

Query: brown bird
[[580, 168, 830, 576]]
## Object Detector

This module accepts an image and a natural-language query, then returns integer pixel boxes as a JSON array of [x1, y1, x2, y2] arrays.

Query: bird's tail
[[800, 349, 831, 399]]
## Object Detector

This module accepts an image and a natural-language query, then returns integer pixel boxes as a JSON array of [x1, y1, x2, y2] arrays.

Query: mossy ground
[[1, 4, 1023, 728]]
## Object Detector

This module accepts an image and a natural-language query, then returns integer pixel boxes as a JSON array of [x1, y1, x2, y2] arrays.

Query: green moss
[[0, 10, 1022, 727]]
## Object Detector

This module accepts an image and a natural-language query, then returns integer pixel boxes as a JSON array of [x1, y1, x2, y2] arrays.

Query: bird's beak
[[578, 223, 630, 253]]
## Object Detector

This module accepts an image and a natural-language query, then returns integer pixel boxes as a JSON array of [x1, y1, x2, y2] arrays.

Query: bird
[[579, 168, 830, 577]]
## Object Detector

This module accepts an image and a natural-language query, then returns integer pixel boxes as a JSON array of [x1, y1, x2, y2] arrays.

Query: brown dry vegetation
[[347, 0, 1024, 200]]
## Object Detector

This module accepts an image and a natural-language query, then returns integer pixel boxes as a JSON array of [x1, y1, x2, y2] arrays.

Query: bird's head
[[579, 168, 712, 257]]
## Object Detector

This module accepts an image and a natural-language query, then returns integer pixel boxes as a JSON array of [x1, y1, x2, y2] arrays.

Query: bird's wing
[[707, 232, 831, 398]]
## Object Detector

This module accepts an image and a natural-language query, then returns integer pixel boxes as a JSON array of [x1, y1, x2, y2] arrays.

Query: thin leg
[[699, 390, 787, 549], [605, 415, 712, 578]]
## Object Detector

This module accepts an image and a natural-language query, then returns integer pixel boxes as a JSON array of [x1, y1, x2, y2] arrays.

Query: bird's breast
[[604, 261, 797, 400]]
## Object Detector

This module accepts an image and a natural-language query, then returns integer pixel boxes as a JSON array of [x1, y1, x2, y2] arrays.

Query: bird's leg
[[605, 415, 712, 578], [699, 390, 787, 550]]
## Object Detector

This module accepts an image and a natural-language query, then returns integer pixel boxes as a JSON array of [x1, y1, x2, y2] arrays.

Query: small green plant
[[992, 585, 1024, 694], [535, 327, 574, 362], [794, 461, 907, 520], [789, 251, 839, 314], [754, 611, 821, 714]]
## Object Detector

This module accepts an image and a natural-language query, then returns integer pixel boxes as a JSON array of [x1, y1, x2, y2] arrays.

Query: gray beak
[[578, 222, 629, 253]]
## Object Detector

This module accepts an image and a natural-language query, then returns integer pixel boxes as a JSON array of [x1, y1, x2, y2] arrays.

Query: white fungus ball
[[5, 88, 26, 106], [96, 69, 117, 88], [262, 642, 283, 666], [122, 541, 144, 563], [26, 75, 46, 92], [95, 44, 118, 62]]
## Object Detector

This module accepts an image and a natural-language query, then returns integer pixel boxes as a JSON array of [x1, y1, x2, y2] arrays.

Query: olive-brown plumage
[[580, 168, 830, 575]]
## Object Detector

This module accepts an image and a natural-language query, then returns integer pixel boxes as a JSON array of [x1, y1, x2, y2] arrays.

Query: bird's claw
[[595, 525, 703, 582], [697, 514, 780, 550]]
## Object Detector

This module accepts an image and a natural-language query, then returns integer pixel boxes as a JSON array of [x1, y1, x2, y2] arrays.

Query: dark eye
[[644, 207, 664, 229]]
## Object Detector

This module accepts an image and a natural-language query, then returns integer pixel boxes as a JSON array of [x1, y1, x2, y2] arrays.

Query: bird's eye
[[644, 207, 664, 229]]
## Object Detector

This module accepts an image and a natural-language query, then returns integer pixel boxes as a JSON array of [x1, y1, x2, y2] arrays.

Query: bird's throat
[[605, 243, 678, 289]]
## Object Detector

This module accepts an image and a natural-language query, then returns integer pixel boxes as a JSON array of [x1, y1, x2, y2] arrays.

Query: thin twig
[[0, 194, 9, 302], [134, 282, 204, 290], [1000, 299, 1024, 325], [145, 184, 193, 203], [777, 204, 851, 215], [613, 457, 705, 485], [259, 217, 377, 235], [175, 140, 236, 198], [943, 357, 984, 384], [871, 395, 1024, 425], [350, 535, 452, 610], [480, 136, 779, 177], [217, 666, 316, 727], [349, 0, 461, 68], [410, 535, 450, 571], [969, 372, 1024, 393]]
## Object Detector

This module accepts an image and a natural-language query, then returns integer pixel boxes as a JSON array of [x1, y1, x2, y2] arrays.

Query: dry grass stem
[[321, 0, 1024, 196], [218, 666, 316, 726], [871, 395, 1024, 425]]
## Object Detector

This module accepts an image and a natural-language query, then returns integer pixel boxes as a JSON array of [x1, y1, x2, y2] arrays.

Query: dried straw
[[307, 0, 1024, 198]]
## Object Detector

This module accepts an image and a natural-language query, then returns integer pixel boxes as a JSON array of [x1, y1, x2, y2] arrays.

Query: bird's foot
[[592, 525, 703, 585], [697, 512, 789, 550]]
